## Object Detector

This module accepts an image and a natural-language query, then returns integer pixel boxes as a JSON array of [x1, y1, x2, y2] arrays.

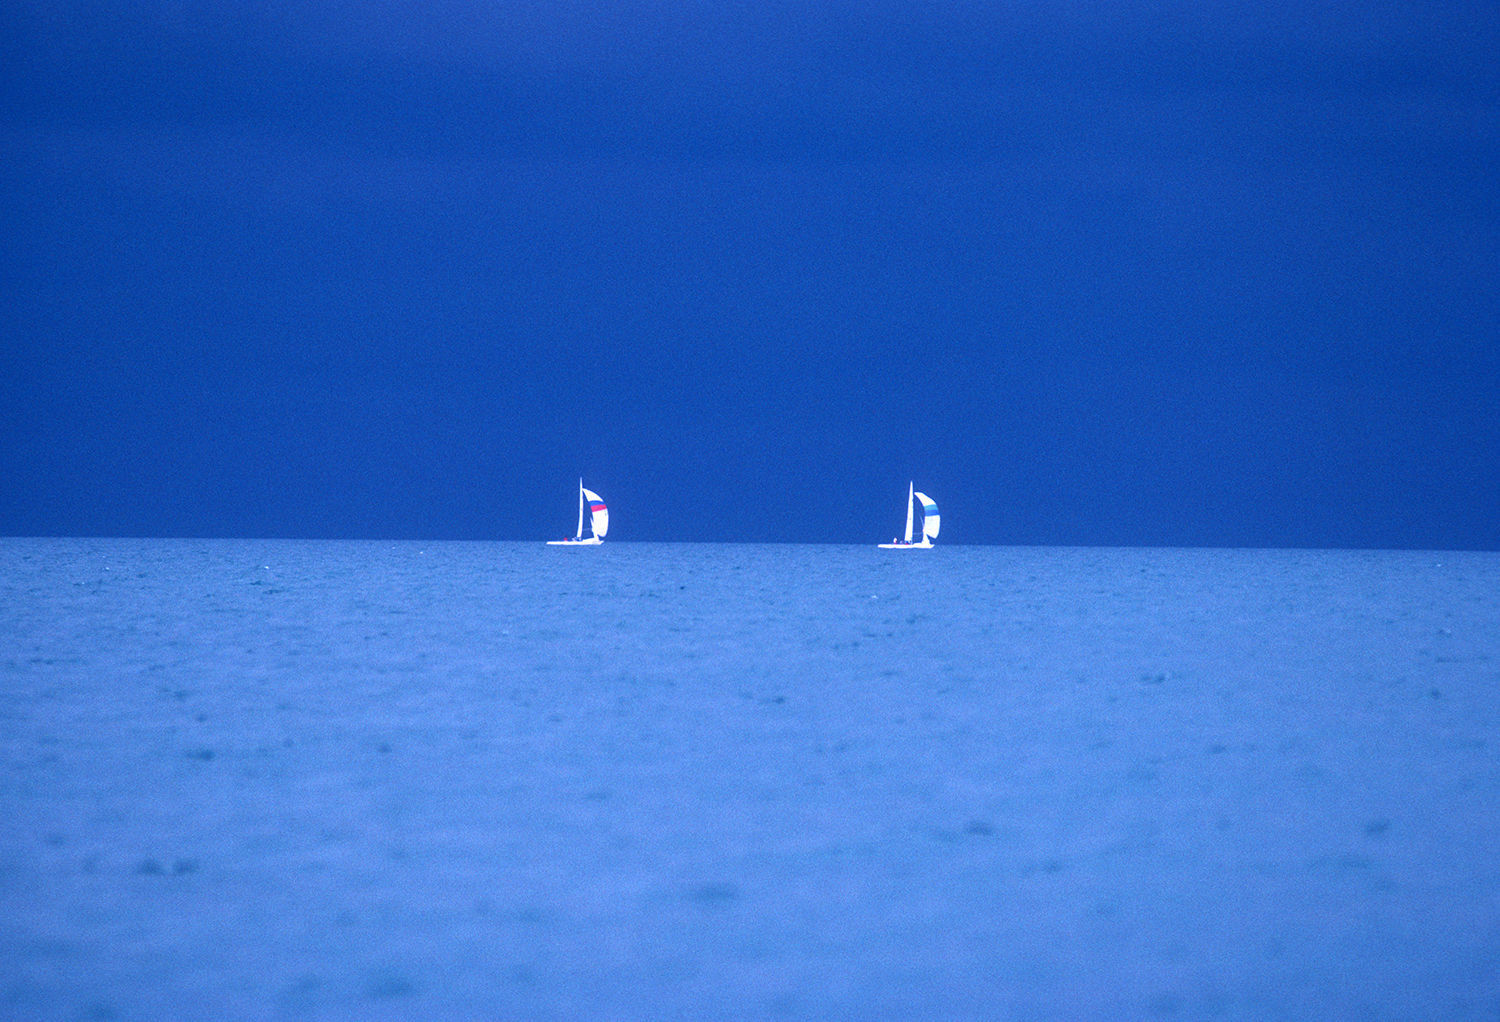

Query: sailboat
[[547, 479, 608, 545], [878, 482, 939, 548]]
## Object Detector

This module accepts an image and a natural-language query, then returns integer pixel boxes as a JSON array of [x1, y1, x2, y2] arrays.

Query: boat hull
[[546, 537, 603, 545], [877, 541, 933, 549]]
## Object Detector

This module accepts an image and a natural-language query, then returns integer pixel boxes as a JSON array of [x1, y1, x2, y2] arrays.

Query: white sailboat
[[878, 482, 939, 548], [547, 479, 608, 545]]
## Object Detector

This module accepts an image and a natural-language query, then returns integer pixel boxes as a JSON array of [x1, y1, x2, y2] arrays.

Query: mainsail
[[903, 481, 915, 544]]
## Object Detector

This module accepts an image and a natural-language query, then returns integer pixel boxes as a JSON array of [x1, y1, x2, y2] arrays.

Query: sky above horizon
[[3, 2, 1497, 546]]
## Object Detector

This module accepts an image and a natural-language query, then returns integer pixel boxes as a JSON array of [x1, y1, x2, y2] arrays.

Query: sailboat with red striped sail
[[547, 479, 608, 545]]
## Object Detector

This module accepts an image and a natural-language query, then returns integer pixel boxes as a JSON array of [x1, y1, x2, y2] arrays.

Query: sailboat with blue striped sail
[[548, 479, 608, 545], [878, 482, 939, 548]]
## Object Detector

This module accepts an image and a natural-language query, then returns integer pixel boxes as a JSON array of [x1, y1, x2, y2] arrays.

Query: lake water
[[3, 539, 1498, 1019]]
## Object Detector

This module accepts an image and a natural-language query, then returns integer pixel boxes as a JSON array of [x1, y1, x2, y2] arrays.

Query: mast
[[904, 481, 914, 544], [576, 478, 585, 539]]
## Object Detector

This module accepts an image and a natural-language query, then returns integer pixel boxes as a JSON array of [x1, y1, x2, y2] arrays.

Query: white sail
[[903, 481, 915, 544], [915, 492, 939, 540], [583, 488, 608, 538]]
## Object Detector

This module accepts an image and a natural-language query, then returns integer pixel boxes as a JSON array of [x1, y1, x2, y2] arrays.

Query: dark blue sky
[[3, 2, 1497, 546]]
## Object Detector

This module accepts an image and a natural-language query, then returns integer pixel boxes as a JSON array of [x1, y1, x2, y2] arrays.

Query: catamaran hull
[[878, 541, 933, 549], [546, 537, 603, 545]]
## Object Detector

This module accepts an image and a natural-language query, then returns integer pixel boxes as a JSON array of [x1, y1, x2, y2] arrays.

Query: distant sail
[[903, 481, 914, 544], [915, 492, 939, 540], [879, 483, 938, 548], [583, 488, 609, 539], [547, 479, 607, 545]]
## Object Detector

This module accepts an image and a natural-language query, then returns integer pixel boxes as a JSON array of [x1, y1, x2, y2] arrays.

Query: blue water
[[3, 539, 1498, 1019]]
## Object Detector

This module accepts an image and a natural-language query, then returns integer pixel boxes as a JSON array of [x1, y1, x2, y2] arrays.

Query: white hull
[[546, 536, 603, 546], [878, 540, 933, 549]]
